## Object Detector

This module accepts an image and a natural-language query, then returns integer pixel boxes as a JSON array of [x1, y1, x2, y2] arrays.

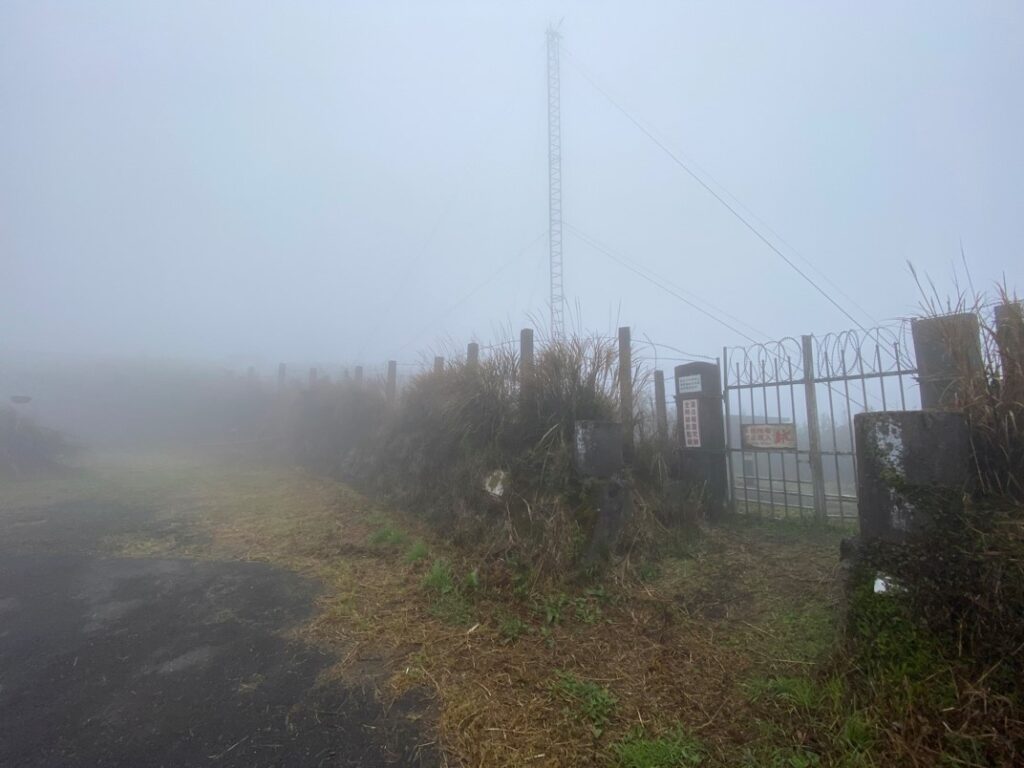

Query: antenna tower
[[546, 24, 565, 339]]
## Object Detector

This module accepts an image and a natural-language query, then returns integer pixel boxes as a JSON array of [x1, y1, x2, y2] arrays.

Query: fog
[[3, 2, 1023, 381]]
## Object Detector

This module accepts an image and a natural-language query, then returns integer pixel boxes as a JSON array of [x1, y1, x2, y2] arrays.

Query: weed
[[612, 726, 704, 767], [746, 676, 820, 713], [740, 746, 822, 767], [573, 596, 601, 624], [637, 562, 660, 582], [424, 558, 455, 593], [404, 539, 429, 563], [498, 615, 528, 643], [368, 524, 407, 549], [537, 593, 568, 625], [423, 558, 472, 625], [553, 671, 617, 736]]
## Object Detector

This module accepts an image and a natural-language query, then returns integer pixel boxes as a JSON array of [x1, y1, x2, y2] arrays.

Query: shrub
[[288, 332, 673, 580], [0, 407, 75, 476]]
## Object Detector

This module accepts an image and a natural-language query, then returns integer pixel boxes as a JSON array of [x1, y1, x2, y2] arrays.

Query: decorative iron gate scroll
[[722, 324, 920, 523]]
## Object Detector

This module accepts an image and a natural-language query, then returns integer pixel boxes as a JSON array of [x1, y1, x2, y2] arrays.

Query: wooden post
[[386, 360, 397, 402], [618, 327, 633, 456], [277, 363, 286, 391], [434, 356, 444, 374], [467, 342, 480, 369], [354, 365, 364, 385], [654, 369, 668, 442]]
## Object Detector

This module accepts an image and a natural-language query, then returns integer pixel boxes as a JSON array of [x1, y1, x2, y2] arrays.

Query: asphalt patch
[[0, 552, 435, 767]]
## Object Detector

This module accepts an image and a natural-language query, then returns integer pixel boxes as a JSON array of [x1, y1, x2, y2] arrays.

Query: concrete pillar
[[573, 420, 624, 478], [854, 410, 970, 542], [386, 361, 397, 402], [911, 313, 983, 409], [995, 301, 1024, 384], [520, 328, 534, 373], [654, 370, 669, 442], [618, 327, 634, 457], [573, 420, 629, 562], [674, 361, 727, 519], [467, 342, 480, 370]]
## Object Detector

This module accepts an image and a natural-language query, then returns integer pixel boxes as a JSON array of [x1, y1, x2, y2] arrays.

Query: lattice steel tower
[[546, 24, 565, 340]]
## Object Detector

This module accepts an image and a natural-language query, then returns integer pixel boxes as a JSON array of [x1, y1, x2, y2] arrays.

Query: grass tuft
[[553, 671, 618, 737], [613, 726, 705, 767]]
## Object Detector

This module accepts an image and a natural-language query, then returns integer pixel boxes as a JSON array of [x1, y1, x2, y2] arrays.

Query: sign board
[[677, 374, 702, 395], [681, 398, 701, 448], [741, 423, 798, 450]]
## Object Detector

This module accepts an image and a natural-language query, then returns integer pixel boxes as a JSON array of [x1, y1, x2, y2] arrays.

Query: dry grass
[[18, 454, 847, 766]]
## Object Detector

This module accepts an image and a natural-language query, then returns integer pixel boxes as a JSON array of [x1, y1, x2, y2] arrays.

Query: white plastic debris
[[483, 469, 509, 498], [873, 573, 903, 594]]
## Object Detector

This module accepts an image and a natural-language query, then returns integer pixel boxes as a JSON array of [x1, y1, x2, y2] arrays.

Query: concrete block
[[573, 420, 624, 479], [854, 410, 970, 541]]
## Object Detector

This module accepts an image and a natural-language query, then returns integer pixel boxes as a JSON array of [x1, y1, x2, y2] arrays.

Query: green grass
[[613, 726, 705, 767], [746, 676, 821, 712], [404, 539, 429, 563], [423, 558, 472, 625], [573, 596, 601, 624], [498, 615, 528, 643], [554, 671, 618, 736], [424, 558, 455, 593], [368, 523, 408, 549], [739, 745, 823, 767], [537, 592, 569, 625]]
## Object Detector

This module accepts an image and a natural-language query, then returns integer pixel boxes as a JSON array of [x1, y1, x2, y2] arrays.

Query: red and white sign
[[741, 423, 798, 450], [681, 398, 701, 448]]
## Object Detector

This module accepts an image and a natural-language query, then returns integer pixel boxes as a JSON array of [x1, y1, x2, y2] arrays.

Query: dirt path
[[0, 486, 435, 767]]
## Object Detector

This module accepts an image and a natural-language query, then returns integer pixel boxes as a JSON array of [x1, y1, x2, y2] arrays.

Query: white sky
[[2, 1, 1022, 370]]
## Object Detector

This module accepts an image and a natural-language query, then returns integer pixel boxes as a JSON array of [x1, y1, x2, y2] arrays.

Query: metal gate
[[722, 324, 920, 523]]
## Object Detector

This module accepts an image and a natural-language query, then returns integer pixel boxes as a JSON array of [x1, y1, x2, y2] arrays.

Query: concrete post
[[520, 328, 534, 373], [911, 313, 983, 409], [995, 301, 1024, 384], [573, 420, 629, 563], [434, 356, 444, 374], [802, 335, 828, 521], [386, 361, 397, 402], [467, 342, 480, 370], [277, 363, 286, 391], [674, 361, 727, 519], [854, 411, 970, 541], [654, 370, 669, 442], [618, 327, 634, 457], [354, 365, 364, 385]]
